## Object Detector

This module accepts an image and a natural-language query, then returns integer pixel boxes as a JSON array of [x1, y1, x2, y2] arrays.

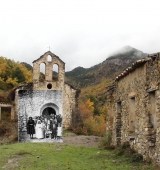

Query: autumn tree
[[0, 56, 32, 90], [73, 97, 106, 136]]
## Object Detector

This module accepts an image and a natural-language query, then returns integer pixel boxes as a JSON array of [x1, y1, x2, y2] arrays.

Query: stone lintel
[[128, 92, 136, 98], [129, 136, 135, 140], [147, 87, 158, 93]]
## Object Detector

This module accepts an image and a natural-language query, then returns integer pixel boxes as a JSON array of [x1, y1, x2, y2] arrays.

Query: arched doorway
[[42, 107, 56, 118], [40, 103, 59, 119]]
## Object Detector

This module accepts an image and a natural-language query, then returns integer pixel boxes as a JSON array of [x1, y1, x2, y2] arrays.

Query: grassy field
[[0, 142, 156, 170]]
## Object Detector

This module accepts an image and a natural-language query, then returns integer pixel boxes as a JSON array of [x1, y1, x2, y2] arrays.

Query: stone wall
[[106, 53, 160, 165], [32, 51, 65, 90]]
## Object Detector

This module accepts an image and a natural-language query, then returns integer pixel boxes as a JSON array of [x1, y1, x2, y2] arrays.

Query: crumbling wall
[[106, 53, 160, 165]]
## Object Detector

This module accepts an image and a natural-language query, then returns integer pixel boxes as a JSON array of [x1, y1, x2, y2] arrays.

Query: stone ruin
[[106, 52, 160, 164], [10, 51, 80, 129]]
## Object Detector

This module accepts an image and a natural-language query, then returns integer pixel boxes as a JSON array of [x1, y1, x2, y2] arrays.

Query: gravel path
[[62, 132, 101, 148]]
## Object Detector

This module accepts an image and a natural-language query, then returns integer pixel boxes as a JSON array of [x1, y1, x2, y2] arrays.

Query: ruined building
[[12, 51, 80, 129], [106, 52, 160, 164]]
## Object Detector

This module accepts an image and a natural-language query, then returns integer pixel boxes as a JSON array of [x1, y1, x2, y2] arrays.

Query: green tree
[[12, 67, 25, 83]]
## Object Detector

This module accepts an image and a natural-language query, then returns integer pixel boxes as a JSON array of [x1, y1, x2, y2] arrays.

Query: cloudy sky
[[0, 0, 160, 71]]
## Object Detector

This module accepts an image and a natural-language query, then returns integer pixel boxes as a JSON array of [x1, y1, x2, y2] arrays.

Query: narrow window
[[149, 91, 157, 129], [129, 97, 136, 133], [52, 64, 59, 81], [47, 55, 52, 62], [117, 101, 122, 114], [116, 101, 122, 146], [39, 63, 45, 81]]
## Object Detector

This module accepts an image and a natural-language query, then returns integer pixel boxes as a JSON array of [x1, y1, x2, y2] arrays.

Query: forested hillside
[[0, 57, 32, 102]]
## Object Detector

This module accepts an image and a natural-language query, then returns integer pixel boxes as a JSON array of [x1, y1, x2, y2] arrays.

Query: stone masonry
[[14, 51, 80, 129], [106, 52, 160, 165]]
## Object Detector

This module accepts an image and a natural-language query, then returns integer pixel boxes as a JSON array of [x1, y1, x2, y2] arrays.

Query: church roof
[[32, 51, 65, 64]]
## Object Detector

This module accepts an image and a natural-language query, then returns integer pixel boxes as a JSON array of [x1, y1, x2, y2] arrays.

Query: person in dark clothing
[[27, 117, 35, 139], [50, 115, 57, 140]]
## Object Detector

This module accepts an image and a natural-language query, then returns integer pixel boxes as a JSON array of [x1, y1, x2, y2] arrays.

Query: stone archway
[[40, 103, 59, 118]]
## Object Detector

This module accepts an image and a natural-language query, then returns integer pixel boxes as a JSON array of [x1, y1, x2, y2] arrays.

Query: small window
[[47, 55, 52, 62], [39, 63, 45, 81], [0, 107, 11, 120], [129, 97, 136, 132], [116, 101, 122, 146], [117, 101, 122, 114], [52, 64, 59, 81], [149, 91, 157, 129]]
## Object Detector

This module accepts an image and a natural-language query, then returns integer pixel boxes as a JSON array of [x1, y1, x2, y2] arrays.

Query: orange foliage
[[73, 100, 106, 136]]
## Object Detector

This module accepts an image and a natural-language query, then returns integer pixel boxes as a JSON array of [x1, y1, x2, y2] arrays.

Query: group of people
[[27, 114, 62, 140]]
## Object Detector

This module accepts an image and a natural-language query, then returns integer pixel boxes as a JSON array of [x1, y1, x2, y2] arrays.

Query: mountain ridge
[[65, 46, 148, 88]]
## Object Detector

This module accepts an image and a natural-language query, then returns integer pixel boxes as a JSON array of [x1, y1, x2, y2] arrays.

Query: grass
[[0, 142, 156, 170]]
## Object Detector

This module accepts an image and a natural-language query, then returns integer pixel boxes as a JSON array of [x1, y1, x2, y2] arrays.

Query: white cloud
[[0, 0, 160, 71]]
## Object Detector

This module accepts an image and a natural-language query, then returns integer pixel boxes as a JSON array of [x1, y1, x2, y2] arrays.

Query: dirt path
[[62, 132, 102, 148], [18, 131, 102, 148], [1, 132, 101, 148]]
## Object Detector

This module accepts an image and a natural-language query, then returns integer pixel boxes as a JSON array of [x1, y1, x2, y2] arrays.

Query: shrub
[[0, 121, 10, 136], [0, 120, 18, 144], [99, 130, 115, 149], [114, 141, 143, 163]]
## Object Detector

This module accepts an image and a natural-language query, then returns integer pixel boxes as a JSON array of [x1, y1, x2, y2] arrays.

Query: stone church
[[106, 52, 160, 164], [12, 51, 80, 129]]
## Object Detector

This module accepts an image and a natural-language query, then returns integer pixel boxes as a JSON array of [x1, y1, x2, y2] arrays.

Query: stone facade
[[15, 51, 80, 129], [106, 52, 160, 164]]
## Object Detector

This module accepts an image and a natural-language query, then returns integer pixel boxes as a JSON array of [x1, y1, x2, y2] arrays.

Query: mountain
[[21, 62, 33, 71], [65, 46, 148, 88]]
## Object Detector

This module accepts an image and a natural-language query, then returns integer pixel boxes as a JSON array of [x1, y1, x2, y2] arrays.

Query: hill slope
[[65, 46, 148, 88]]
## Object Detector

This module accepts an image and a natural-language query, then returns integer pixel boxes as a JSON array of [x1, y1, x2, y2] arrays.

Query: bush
[[114, 141, 143, 163], [99, 130, 115, 149], [73, 116, 106, 136], [0, 121, 10, 136], [73, 126, 86, 135], [0, 120, 18, 144]]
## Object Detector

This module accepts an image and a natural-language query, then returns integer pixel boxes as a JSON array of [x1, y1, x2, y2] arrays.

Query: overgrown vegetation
[[113, 142, 144, 163], [72, 79, 112, 136], [99, 134, 149, 164], [0, 119, 18, 145], [73, 95, 107, 136], [99, 130, 115, 150]]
